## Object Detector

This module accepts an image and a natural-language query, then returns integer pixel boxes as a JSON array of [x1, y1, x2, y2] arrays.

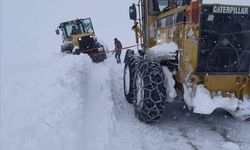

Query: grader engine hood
[[197, 4, 250, 74]]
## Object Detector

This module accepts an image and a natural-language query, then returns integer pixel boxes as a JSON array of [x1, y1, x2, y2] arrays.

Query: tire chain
[[135, 60, 167, 123]]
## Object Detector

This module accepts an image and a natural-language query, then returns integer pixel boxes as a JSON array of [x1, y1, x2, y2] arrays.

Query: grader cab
[[124, 0, 250, 123], [56, 18, 106, 63]]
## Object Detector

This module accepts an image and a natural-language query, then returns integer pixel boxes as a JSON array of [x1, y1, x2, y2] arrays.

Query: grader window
[[61, 19, 94, 38], [81, 18, 94, 33], [149, 0, 168, 15], [64, 23, 83, 37], [157, 12, 187, 28], [176, 0, 191, 6], [158, 0, 169, 11], [197, 5, 250, 74]]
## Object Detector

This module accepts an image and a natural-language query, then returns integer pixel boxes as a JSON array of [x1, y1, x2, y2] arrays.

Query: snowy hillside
[[1, 53, 250, 150]]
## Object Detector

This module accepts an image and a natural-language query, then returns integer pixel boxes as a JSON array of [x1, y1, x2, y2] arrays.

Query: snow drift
[[1, 54, 116, 150], [146, 42, 178, 60]]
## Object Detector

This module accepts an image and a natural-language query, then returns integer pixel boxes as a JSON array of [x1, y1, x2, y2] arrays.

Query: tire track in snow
[[78, 61, 115, 150], [210, 126, 236, 143], [108, 62, 194, 150], [197, 114, 244, 146], [179, 127, 199, 150], [109, 64, 135, 122]]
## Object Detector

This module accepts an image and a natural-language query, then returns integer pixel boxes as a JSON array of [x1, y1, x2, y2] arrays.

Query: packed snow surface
[[222, 142, 240, 150], [1, 53, 250, 150]]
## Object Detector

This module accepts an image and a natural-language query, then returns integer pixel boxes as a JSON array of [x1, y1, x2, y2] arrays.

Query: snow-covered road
[[1, 54, 250, 150]]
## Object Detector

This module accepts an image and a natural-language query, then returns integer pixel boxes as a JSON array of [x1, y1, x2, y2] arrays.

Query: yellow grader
[[56, 18, 106, 63], [123, 0, 250, 123]]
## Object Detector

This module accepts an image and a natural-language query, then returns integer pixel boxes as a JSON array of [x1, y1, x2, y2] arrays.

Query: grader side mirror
[[129, 3, 137, 20], [55, 28, 60, 35]]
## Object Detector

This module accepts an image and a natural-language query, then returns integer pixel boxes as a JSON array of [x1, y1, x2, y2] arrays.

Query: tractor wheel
[[134, 60, 167, 123], [123, 56, 142, 104], [90, 53, 107, 63], [62, 50, 72, 54]]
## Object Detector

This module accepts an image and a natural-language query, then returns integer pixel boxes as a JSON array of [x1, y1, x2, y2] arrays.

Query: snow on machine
[[124, 0, 250, 123], [56, 18, 107, 63]]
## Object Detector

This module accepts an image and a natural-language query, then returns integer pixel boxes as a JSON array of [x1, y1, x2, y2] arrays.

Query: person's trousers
[[115, 52, 121, 64]]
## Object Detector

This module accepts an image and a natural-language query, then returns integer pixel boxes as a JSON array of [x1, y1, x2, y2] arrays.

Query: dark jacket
[[115, 40, 122, 51]]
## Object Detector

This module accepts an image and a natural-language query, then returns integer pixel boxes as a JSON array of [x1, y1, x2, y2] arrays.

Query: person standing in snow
[[113, 38, 123, 64]]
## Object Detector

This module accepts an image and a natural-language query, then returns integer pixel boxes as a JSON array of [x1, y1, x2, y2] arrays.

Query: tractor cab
[[56, 18, 107, 63], [56, 18, 95, 41]]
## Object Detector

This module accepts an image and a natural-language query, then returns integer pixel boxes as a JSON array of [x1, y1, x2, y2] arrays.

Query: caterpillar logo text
[[213, 6, 249, 15]]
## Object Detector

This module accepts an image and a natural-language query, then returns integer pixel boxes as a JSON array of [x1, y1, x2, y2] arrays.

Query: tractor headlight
[[78, 37, 82, 41], [90, 35, 93, 38]]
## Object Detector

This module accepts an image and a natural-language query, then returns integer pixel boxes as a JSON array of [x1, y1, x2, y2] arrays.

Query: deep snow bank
[[1, 54, 115, 150], [1, 54, 83, 150]]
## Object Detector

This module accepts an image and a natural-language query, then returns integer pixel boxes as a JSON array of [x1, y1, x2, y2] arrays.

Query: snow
[[1, 55, 86, 150], [72, 46, 79, 53], [124, 65, 130, 95], [146, 42, 178, 60], [222, 142, 240, 150], [162, 67, 177, 102], [1, 54, 118, 150], [202, 0, 250, 6], [184, 84, 250, 121]]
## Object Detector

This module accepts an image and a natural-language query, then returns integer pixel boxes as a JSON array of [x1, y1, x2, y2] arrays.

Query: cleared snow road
[[1, 54, 250, 150]]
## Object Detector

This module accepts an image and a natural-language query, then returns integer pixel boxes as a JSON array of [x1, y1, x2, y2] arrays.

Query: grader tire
[[134, 60, 167, 123], [123, 56, 142, 104]]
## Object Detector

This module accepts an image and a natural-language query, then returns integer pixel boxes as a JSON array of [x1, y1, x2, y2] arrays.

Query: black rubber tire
[[123, 64, 134, 104], [90, 53, 107, 63], [123, 56, 142, 104], [61, 49, 72, 54], [61, 44, 73, 54], [72, 51, 80, 55], [134, 60, 167, 123], [124, 49, 134, 64]]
